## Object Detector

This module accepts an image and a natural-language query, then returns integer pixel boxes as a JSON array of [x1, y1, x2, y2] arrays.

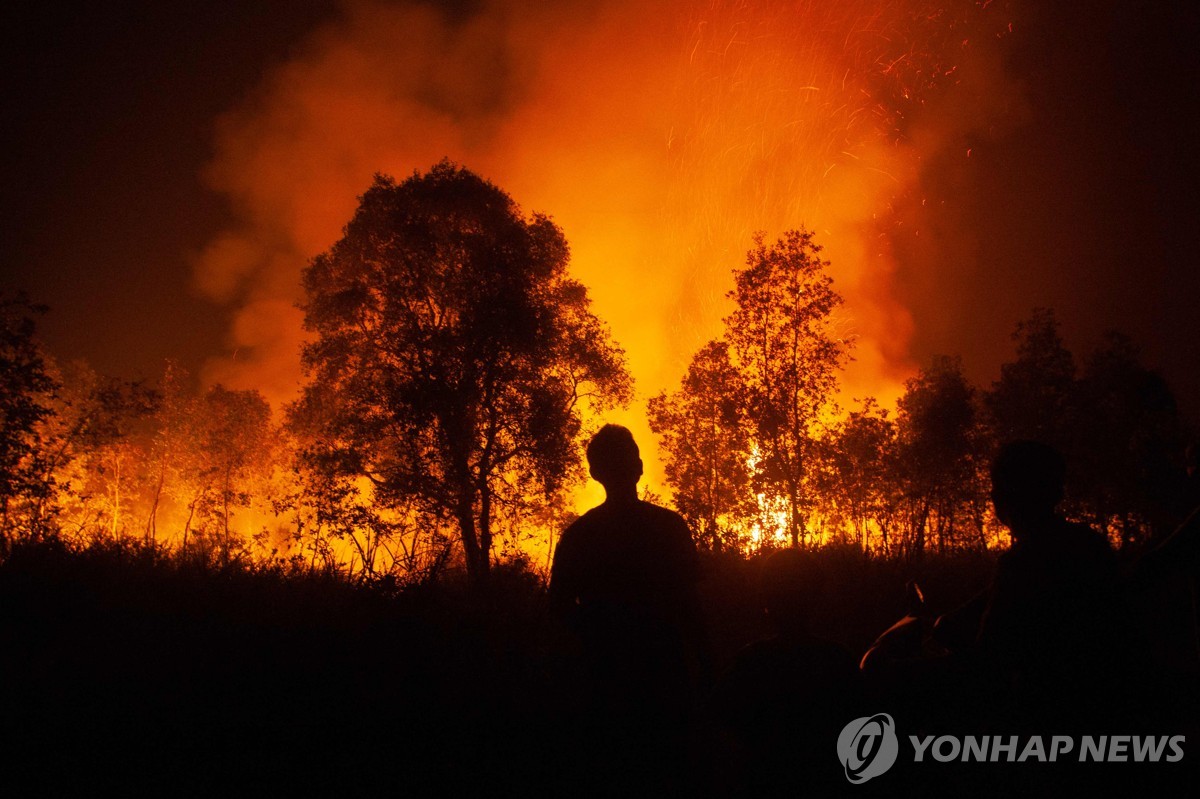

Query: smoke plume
[[195, 0, 1020, 491]]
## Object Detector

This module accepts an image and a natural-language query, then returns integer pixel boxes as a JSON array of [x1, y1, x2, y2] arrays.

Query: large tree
[[293, 162, 631, 581], [723, 230, 852, 546]]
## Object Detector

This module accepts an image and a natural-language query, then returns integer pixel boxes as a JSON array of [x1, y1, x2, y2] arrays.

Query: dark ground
[[1, 539, 1195, 795]]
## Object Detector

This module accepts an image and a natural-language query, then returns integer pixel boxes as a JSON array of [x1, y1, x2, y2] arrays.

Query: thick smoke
[[195, 0, 1019, 492]]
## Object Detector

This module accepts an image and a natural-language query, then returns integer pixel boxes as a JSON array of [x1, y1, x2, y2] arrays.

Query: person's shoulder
[[639, 500, 689, 527], [559, 508, 603, 545], [630, 502, 693, 562], [641, 501, 695, 541], [571, 503, 615, 526], [640, 499, 681, 517]]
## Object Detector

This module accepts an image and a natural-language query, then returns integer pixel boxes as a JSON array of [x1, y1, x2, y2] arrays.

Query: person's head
[[990, 440, 1066, 537], [586, 424, 642, 495]]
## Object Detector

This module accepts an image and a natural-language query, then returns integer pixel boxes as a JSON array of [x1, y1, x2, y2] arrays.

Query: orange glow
[[194, 0, 1012, 530]]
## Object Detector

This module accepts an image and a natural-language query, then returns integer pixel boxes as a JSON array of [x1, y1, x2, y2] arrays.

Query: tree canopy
[[726, 231, 852, 545], [650, 230, 853, 549], [0, 294, 57, 541], [291, 161, 631, 580]]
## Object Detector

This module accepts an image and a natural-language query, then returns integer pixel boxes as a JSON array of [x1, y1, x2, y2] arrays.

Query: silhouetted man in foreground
[[976, 440, 1122, 728], [548, 427, 711, 794], [550, 425, 704, 721]]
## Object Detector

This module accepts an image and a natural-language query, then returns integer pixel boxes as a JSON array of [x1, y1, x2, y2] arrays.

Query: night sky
[[2, 0, 1198, 420], [1, 1, 338, 377]]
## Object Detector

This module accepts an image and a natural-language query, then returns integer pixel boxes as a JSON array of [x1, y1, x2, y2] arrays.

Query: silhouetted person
[[1143, 514, 1200, 662], [976, 440, 1123, 728], [1147, 441, 1200, 571], [1135, 443, 1200, 679], [548, 425, 706, 785], [712, 549, 859, 795]]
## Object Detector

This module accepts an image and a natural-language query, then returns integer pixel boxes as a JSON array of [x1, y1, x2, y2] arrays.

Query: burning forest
[[0, 172, 1191, 578], [2, 0, 1199, 793]]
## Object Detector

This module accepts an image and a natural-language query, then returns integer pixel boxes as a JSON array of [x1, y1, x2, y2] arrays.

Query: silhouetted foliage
[[292, 162, 632, 581], [1071, 332, 1188, 544], [0, 294, 57, 542], [985, 307, 1076, 452], [180, 385, 274, 560], [895, 356, 990, 556], [651, 269, 1192, 561], [651, 231, 853, 551], [725, 230, 853, 546], [817, 398, 898, 552], [983, 311, 1189, 547], [648, 341, 752, 551], [48, 363, 159, 544]]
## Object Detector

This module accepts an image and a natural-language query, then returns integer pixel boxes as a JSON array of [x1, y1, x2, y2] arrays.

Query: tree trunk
[[788, 482, 802, 548], [222, 466, 233, 564], [478, 482, 493, 581], [145, 463, 165, 543], [913, 500, 929, 560], [935, 501, 945, 555], [457, 493, 484, 584], [183, 497, 197, 551], [1, 497, 10, 551], [111, 454, 121, 539]]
